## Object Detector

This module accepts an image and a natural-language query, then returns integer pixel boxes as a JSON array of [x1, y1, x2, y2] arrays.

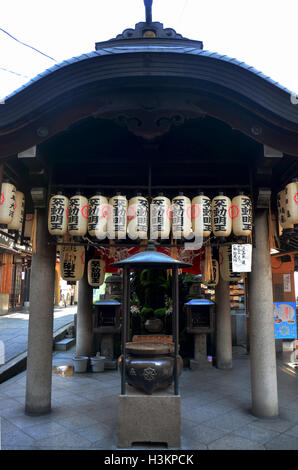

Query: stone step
[[0, 321, 74, 384], [54, 338, 75, 351]]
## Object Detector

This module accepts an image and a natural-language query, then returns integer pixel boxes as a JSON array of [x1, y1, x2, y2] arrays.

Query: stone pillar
[[100, 334, 115, 368], [248, 209, 278, 418], [192, 334, 212, 368], [25, 209, 56, 415], [76, 264, 93, 357], [215, 277, 232, 369]]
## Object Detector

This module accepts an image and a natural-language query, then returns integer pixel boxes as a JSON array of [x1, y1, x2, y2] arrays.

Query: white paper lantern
[[127, 194, 149, 240], [277, 190, 287, 229], [232, 193, 252, 237], [219, 245, 242, 282], [24, 213, 34, 238], [284, 179, 298, 226], [278, 189, 294, 231], [7, 191, 25, 231], [60, 245, 85, 281], [88, 193, 108, 239], [0, 182, 16, 225], [212, 193, 232, 237], [107, 193, 127, 239], [87, 258, 105, 287], [192, 193, 212, 238], [48, 193, 68, 236], [150, 193, 171, 239], [172, 193, 192, 239], [68, 193, 88, 237], [202, 259, 219, 287]]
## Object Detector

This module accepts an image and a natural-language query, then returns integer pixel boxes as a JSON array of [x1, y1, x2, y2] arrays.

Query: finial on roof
[[95, 0, 204, 45], [144, 0, 153, 23]]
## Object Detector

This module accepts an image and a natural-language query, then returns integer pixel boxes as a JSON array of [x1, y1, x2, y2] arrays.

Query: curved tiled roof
[[0, 38, 297, 158], [3, 44, 295, 102]]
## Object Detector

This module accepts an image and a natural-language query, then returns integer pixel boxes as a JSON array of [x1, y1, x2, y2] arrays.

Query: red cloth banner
[[94, 246, 204, 274]]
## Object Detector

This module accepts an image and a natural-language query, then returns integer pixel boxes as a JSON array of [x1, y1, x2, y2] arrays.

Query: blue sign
[[274, 302, 297, 339]]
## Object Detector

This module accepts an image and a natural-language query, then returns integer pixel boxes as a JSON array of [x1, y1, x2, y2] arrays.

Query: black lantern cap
[[111, 240, 192, 268]]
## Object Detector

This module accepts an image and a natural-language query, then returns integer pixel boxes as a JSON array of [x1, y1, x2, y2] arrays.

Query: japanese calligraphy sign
[[283, 273, 292, 293], [231, 244, 252, 272], [107, 194, 127, 239], [212, 194, 232, 237], [274, 302, 297, 339], [60, 245, 85, 281], [8, 191, 25, 231], [172, 194, 192, 239], [0, 182, 16, 225], [150, 195, 171, 239], [231, 194, 252, 237], [68, 194, 88, 236], [192, 194, 212, 238], [277, 189, 287, 228], [87, 258, 105, 287], [219, 245, 243, 281], [88, 194, 108, 238], [127, 195, 149, 240], [48, 194, 68, 236], [202, 259, 219, 287]]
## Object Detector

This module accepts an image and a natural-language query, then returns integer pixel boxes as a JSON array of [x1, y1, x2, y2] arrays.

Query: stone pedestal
[[190, 334, 212, 369], [118, 386, 181, 448], [100, 333, 117, 370]]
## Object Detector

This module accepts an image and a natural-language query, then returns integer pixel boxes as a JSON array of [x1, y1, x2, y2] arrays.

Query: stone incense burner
[[119, 341, 182, 395]]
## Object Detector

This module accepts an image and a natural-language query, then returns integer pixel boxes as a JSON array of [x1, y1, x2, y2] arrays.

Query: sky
[[0, 0, 298, 101]]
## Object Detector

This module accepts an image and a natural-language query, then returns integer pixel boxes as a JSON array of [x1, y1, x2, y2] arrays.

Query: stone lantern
[[105, 273, 123, 302], [185, 298, 215, 369], [93, 299, 121, 370]]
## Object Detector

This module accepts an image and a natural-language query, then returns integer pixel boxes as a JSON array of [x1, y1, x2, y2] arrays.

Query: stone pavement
[[1, 346, 298, 450], [0, 306, 76, 365]]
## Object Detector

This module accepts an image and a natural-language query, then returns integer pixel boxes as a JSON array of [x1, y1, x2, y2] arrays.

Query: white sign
[[283, 274, 292, 293], [232, 244, 252, 272]]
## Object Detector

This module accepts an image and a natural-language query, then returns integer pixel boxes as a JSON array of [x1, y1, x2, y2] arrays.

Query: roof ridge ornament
[[144, 0, 153, 24], [95, 1, 203, 48]]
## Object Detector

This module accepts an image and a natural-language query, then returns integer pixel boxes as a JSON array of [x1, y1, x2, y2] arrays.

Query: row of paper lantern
[[202, 246, 243, 286], [60, 245, 106, 285], [277, 179, 298, 230], [0, 182, 25, 230], [48, 191, 253, 239]]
